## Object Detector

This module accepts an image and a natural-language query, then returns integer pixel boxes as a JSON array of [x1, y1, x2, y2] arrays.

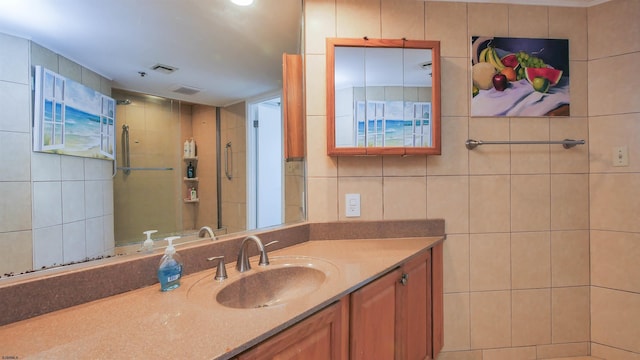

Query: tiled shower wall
[[304, 0, 637, 358], [587, 0, 640, 358], [220, 102, 247, 234], [112, 89, 183, 245], [0, 35, 114, 275]]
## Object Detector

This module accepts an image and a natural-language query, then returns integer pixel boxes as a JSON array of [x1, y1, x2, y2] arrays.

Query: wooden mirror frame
[[326, 38, 441, 156]]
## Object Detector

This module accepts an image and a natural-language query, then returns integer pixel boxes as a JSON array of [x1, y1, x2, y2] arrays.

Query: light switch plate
[[345, 193, 361, 217]]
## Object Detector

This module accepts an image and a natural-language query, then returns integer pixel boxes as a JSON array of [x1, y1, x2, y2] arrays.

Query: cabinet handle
[[399, 273, 409, 286]]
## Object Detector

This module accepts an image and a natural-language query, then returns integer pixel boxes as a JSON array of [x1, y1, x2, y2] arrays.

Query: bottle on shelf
[[183, 140, 190, 158], [188, 138, 196, 157], [187, 161, 195, 178], [190, 187, 197, 201]]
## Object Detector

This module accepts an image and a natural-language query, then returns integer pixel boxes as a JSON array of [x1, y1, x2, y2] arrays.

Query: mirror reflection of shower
[[113, 91, 188, 246]]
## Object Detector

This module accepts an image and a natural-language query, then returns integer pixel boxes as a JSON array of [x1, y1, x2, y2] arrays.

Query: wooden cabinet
[[400, 251, 432, 360], [431, 241, 444, 358], [350, 250, 433, 360], [282, 53, 305, 160], [236, 243, 444, 360], [237, 297, 348, 360], [350, 267, 402, 359]]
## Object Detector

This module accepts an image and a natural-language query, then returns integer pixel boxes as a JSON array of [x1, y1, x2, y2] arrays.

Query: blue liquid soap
[[157, 236, 183, 291]]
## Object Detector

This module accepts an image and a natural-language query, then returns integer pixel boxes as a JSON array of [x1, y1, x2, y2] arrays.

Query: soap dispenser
[[157, 236, 183, 291], [141, 230, 158, 254]]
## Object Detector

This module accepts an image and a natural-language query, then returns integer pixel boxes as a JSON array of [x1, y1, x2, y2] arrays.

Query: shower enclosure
[[113, 90, 183, 246]]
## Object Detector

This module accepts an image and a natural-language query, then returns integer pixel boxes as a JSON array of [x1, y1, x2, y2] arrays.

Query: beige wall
[[587, 0, 640, 358], [304, 0, 637, 358]]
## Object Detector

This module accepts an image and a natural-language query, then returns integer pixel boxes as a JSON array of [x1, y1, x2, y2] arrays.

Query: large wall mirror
[[0, 0, 304, 278], [327, 38, 441, 156]]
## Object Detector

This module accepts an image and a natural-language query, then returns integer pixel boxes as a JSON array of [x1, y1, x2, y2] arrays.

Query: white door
[[248, 96, 283, 229]]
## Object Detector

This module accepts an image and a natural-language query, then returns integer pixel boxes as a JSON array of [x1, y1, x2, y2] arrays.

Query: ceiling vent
[[173, 85, 201, 95], [150, 63, 178, 74]]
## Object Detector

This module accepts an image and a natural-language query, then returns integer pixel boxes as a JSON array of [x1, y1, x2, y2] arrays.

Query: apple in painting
[[492, 73, 508, 91]]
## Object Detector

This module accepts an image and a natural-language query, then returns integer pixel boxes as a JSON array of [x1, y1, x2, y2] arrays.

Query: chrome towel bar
[[465, 138, 585, 150]]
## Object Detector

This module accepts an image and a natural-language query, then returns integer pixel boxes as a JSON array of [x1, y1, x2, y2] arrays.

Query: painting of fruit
[[470, 36, 570, 117]]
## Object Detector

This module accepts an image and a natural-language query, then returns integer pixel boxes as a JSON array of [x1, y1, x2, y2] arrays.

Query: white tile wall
[[63, 220, 86, 263], [0, 132, 31, 181], [32, 181, 63, 229], [84, 180, 104, 219], [61, 156, 85, 180], [0, 33, 29, 84], [62, 181, 86, 223], [33, 225, 63, 269], [0, 182, 31, 232], [0, 32, 115, 272], [32, 152, 61, 181], [85, 217, 105, 258], [0, 81, 30, 133]]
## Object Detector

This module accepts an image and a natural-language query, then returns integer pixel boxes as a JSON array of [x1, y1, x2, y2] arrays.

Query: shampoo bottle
[[188, 138, 196, 157], [157, 236, 183, 291], [183, 140, 190, 158], [141, 229, 158, 254], [187, 162, 195, 178]]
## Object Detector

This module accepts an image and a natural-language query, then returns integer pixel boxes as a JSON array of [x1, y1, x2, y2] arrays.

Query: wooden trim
[[282, 53, 305, 160], [431, 241, 444, 358], [325, 37, 442, 156]]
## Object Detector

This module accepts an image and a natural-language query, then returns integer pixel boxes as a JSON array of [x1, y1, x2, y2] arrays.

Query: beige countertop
[[0, 237, 442, 359]]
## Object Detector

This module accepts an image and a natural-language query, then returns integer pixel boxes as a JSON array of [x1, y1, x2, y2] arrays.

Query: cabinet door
[[238, 297, 348, 360], [282, 53, 305, 160], [350, 268, 402, 360], [397, 251, 431, 360]]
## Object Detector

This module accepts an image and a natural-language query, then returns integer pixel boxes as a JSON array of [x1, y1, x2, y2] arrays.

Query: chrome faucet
[[198, 226, 216, 240], [235, 235, 277, 273]]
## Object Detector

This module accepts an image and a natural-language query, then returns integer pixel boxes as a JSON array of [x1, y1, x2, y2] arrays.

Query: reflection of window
[[354, 100, 431, 147]]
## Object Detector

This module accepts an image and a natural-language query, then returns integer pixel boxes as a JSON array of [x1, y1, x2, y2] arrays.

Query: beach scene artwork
[[471, 36, 570, 117], [33, 66, 115, 160], [354, 100, 432, 147]]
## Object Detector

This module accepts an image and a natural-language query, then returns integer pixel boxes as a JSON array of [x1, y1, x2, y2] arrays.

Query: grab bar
[[465, 138, 585, 150], [117, 167, 174, 171], [224, 141, 233, 180], [122, 124, 131, 175], [117, 124, 173, 174]]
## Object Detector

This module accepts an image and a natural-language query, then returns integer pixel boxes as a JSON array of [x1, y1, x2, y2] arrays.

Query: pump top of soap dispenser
[[164, 236, 180, 255], [142, 230, 157, 253]]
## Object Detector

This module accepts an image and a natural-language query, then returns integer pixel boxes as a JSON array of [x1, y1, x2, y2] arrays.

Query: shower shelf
[[184, 198, 199, 203], [184, 177, 199, 182]]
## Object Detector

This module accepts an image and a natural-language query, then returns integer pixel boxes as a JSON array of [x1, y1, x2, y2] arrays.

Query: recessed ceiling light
[[231, 0, 254, 6]]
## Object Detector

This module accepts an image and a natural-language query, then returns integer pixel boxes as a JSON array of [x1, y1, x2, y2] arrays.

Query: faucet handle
[[258, 240, 279, 266], [207, 255, 228, 281]]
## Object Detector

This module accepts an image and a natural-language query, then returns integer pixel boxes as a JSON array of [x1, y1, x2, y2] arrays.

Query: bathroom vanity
[[0, 223, 443, 359]]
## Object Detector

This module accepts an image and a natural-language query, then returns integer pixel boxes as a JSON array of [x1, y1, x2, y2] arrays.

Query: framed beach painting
[[33, 66, 116, 160], [471, 36, 570, 117]]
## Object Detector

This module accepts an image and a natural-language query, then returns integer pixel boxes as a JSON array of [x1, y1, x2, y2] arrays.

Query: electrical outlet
[[612, 146, 629, 167], [345, 193, 361, 217]]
